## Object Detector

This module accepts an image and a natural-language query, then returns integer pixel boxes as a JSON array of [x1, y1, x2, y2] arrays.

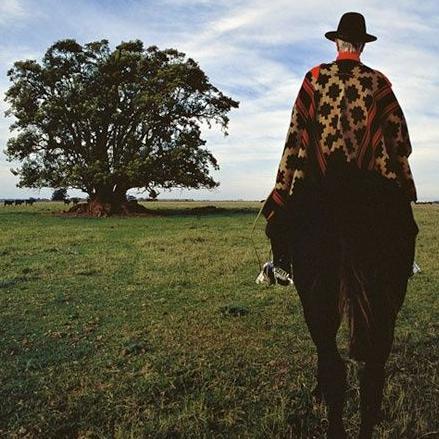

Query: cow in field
[[14, 200, 24, 206], [4, 200, 14, 206], [25, 199, 35, 206]]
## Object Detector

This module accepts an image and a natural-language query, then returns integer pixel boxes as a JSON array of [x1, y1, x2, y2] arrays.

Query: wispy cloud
[[0, 0, 438, 200], [0, 0, 26, 24]]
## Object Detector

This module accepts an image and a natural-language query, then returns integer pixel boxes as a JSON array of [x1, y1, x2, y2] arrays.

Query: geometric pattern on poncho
[[263, 58, 417, 221]]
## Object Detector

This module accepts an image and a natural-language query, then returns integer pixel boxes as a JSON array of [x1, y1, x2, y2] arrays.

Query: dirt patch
[[56, 200, 162, 218]]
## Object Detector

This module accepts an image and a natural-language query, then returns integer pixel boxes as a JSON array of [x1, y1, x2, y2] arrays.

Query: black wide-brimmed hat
[[325, 12, 377, 43]]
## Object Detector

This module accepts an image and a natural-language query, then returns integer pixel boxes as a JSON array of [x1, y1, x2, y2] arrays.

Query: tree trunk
[[67, 185, 154, 216]]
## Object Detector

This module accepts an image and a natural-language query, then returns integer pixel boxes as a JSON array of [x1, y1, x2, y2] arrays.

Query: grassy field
[[0, 201, 437, 438]]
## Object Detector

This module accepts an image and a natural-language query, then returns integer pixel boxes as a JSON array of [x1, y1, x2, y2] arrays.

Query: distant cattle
[[64, 197, 80, 205], [4, 199, 36, 206]]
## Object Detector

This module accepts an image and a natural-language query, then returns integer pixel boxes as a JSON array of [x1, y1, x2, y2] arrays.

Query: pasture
[[0, 201, 437, 438]]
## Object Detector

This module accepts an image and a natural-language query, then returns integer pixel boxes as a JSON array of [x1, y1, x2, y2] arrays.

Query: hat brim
[[325, 31, 377, 43]]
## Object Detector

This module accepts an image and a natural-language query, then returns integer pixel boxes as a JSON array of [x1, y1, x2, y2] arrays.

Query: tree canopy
[[4, 39, 239, 215]]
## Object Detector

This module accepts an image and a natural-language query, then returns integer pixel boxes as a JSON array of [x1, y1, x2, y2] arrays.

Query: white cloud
[[0, 0, 26, 24]]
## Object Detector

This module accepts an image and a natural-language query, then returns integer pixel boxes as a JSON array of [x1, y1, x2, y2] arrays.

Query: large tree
[[4, 39, 239, 215]]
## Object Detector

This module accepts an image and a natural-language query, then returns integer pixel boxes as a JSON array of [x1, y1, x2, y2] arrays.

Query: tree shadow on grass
[[1, 203, 262, 219], [157, 205, 261, 217]]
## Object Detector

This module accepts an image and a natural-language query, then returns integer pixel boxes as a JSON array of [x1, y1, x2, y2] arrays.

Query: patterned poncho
[[262, 52, 417, 223]]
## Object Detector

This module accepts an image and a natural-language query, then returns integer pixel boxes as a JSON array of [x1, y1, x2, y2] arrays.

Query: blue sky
[[0, 0, 438, 200]]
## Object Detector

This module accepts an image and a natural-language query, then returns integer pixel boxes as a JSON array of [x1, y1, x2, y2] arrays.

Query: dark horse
[[267, 171, 419, 438]]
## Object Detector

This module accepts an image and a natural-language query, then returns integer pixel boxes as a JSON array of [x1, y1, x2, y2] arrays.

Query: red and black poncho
[[262, 52, 417, 223]]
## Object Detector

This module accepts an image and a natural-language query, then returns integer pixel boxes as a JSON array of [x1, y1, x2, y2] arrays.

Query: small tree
[[5, 39, 239, 216], [51, 188, 67, 201]]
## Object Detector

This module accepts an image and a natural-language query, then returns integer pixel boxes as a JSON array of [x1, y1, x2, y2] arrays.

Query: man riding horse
[[262, 12, 419, 439]]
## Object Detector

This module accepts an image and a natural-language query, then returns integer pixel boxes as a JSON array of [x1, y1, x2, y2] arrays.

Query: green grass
[[0, 201, 437, 438]]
